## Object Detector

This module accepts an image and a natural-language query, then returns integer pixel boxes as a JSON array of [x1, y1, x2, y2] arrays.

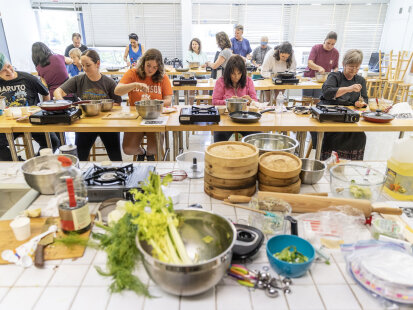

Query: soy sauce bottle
[[55, 156, 91, 234]]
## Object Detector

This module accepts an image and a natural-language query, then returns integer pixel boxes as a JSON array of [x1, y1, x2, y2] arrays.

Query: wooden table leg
[[59, 132, 66, 145], [178, 131, 184, 155], [173, 131, 179, 160], [315, 132, 324, 160], [399, 131, 405, 139], [155, 132, 163, 161], [297, 132, 306, 158], [5, 133, 18, 161], [174, 90, 179, 106], [184, 91, 190, 105], [45, 133, 52, 149], [164, 131, 170, 161], [23, 132, 35, 158]]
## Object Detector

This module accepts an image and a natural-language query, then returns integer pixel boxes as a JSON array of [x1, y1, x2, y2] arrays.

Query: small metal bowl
[[78, 100, 102, 116], [299, 159, 326, 184], [242, 133, 299, 155], [100, 99, 114, 112], [136, 209, 236, 296], [135, 99, 164, 119], [226, 98, 249, 113]]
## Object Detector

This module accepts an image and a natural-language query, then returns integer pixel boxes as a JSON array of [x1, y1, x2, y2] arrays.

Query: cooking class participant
[[0, 52, 60, 161], [230, 24, 252, 60], [303, 31, 339, 99], [212, 55, 259, 142], [64, 32, 88, 57], [67, 48, 84, 77], [318, 49, 368, 161], [185, 38, 208, 104], [261, 41, 297, 101], [251, 36, 271, 68], [123, 33, 144, 68], [54, 49, 123, 161], [32, 42, 72, 99], [114, 48, 172, 161], [206, 32, 233, 79]]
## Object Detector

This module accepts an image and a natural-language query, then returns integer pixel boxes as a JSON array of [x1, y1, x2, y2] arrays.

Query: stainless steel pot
[[226, 98, 249, 113], [21, 154, 79, 195], [299, 159, 326, 184], [100, 99, 114, 112], [135, 99, 163, 119], [242, 133, 299, 155], [136, 209, 236, 296]]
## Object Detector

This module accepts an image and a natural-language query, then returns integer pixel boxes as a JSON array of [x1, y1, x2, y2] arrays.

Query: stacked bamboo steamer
[[258, 151, 302, 194], [204, 141, 259, 200]]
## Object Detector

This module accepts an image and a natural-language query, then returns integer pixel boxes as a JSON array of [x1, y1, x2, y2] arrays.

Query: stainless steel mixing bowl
[[78, 101, 102, 116], [100, 99, 114, 112], [21, 154, 79, 195], [299, 158, 326, 184], [226, 98, 249, 113], [135, 100, 163, 119], [136, 209, 237, 296], [242, 133, 299, 155]]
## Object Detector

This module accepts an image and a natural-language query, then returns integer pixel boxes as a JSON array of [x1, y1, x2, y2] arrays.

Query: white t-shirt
[[185, 51, 208, 65], [260, 49, 297, 78]]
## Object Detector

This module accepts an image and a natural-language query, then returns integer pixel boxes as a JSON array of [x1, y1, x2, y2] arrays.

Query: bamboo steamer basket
[[205, 141, 259, 168], [204, 172, 257, 190], [258, 179, 301, 194], [205, 161, 258, 179], [259, 151, 302, 179], [258, 172, 299, 187], [204, 183, 256, 200]]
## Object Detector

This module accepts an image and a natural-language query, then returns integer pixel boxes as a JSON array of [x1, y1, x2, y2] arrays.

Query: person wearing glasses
[[317, 49, 368, 161], [251, 36, 271, 68], [124, 33, 145, 67], [64, 33, 88, 57]]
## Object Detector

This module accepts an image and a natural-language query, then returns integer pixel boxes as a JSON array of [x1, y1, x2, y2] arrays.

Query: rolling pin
[[257, 191, 402, 217], [227, 192, 329, 203]]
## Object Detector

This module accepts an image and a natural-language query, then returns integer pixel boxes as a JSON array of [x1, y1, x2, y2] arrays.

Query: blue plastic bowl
[[266, 234, 315, 278]]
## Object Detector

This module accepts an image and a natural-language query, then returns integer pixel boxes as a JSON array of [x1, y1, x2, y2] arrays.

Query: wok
[[38, 99, 73, 111], [362, 110, 394, 123], [229, 108, 275, 123]]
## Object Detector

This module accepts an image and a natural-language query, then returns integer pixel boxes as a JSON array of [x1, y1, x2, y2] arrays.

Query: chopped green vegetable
[[274, 246, 308, 263], [202, 235, 214, 244], [349, 180, 372, 199]]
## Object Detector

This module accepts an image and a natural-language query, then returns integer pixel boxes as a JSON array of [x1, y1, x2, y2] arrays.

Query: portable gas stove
[[311, 105, 360, 123], [83, 163, 155, 202], [29, 107, 82, 125], [173, 76, 198, 86], [179, 105, 220, 124], [272, 77, 299, 85]]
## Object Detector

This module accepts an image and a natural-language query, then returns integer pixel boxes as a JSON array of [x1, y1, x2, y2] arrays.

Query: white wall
[[380, 0, 413, 83], [0, 0, 39, 72]]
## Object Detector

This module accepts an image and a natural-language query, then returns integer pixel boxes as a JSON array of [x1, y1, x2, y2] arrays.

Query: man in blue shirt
[[230, 24, 252, 61]]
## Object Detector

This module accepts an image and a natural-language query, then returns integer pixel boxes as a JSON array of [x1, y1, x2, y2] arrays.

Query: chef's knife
[[34, 218, 56, 267]]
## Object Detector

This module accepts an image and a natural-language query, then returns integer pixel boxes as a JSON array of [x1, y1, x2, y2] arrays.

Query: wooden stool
[[88, 142, 108, 161], [195, 95, 213, 105]]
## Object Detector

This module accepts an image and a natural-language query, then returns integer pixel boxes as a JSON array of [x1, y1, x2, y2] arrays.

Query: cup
[[39, 148, 53, 156], [10, 217, 31, 241], [217, 106, 226, 115]]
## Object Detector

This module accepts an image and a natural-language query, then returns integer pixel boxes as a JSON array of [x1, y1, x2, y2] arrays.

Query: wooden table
[[4, 107, 166, 161], [166, 106, 413, 159], [0, 116, 18, 161]]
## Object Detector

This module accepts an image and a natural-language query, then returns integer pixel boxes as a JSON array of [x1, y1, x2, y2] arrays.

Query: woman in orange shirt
[[114, 49, 172, 161]]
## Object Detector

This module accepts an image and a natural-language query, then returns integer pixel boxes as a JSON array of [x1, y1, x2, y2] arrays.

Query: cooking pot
[[277, 71, 296, 79], [38, 99, 73, 111], [135, 99, 163, 119], [362, 110, 394, 123], [226, 98, 249, 113], [229, 108, 275, 123], [176, 68, 189, 72]]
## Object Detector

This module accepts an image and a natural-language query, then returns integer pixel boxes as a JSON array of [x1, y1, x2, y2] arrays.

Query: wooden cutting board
[[0, 217, 92, 264], [102, 112, 139, 120]]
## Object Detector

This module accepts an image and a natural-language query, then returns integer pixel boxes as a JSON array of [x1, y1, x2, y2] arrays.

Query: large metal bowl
[[136, 209, 237, 296], [315, 72, 329, 83], [100, 99, 114, 112], [299, 159, 326, 184], [242, 133, 299, 155], [78, 100, 102, 116], [21, 154, 79, 195], [135, 100, 163, 119], [226, 98, 249, 113]]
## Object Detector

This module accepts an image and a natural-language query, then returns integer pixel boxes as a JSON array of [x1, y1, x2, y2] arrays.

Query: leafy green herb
[[53, 232, 96, 248], [274, 246, 308, 263]]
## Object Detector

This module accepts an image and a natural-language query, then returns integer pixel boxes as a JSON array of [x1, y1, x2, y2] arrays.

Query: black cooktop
[[311, 105, 360, 123], [29, 107, 82, 125], [179, 105, 220, 124], [173, 76, 198, 86]]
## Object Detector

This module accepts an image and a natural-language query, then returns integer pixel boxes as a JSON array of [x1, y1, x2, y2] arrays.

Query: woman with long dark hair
[[32, 42, 72, 99], [54, 49, 123, 161], [115, 49, 172, 161], [212, 55, 258, 142], [206, 32, 233, 79]]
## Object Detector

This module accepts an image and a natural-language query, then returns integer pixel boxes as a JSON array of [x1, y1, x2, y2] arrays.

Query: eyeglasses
[[346, 65, 360, 70]]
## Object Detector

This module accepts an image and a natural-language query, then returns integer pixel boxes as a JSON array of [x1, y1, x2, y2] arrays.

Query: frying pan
[[38, 100, 73, 111], [229, 108, 275, 123], [362, 110, 394, 123], [277, 71, 296, 79]]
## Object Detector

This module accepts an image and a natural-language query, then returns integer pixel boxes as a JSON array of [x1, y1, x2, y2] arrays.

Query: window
[[35, 9, 80, 55]]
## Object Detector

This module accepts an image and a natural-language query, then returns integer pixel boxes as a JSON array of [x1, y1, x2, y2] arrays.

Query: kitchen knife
[[34, 218, 56, 267]]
